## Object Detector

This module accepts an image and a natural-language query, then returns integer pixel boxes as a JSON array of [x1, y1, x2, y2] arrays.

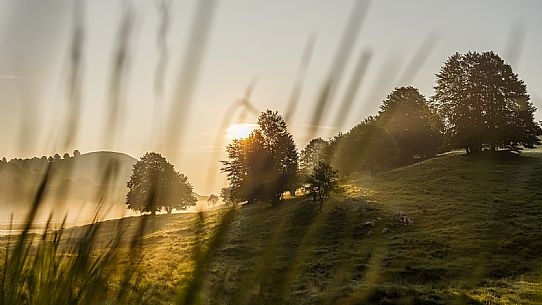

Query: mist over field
[[1, 1, 542, 305]]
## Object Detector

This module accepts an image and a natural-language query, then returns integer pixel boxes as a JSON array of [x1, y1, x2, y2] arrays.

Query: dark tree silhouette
[[53, 154, 62, 162], [433, 51, 541, 154], [63, 153, 70, 159], [126, 152, 196, 215], [73, 150, 81, 157], [300, 137, 329, 178], [378, 86, 442, 163], [220, 187, 234, 206], [221, 110, 298, 205], [333, 119, 400, 176], [305, 161, 338, 208]]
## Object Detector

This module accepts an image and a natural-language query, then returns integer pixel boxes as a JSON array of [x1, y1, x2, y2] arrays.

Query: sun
[[226, 123, 258, 140]]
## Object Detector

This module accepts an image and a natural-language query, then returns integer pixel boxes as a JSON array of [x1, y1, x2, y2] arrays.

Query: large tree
[[305, 161, 338, 208], [332, 120, 400, 176], [378, 86, 442, 162], [433, 51, 541, 153], [221, 110, 298, 205], [300, 137, 329, 178], [126, 152, 196, 215], [222, 129, 269, 205]]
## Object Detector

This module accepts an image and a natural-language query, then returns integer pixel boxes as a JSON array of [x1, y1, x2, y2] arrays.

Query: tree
[[306, 161, 338, 208], [220, 187, 234, 206], [207, 194, 219, 207], [63, 152, 70, 159], [333, 120, 400, 176], [221, 110, 298, 205], [222, 130, 267, 205], [126, 152, 196, 215], [53, 154, 62, 162], [300, 138, 329, 178], [433, 51, 541, 153], [378, 87, 442, 162], [258, 110, 299, 202], [73, 150, 81, 157]]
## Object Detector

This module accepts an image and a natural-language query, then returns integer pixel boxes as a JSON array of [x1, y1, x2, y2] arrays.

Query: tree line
[[5, 51, 540, 213], [116, 51, 542, 211], [0, 150, 82, 170], [220, 51, 541, 206]]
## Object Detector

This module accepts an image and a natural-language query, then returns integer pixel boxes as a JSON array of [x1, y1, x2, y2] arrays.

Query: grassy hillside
[[57, 150, 542, 304]]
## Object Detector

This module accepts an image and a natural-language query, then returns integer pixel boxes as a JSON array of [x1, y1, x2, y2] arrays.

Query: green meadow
[[41, 149, 542, 305]]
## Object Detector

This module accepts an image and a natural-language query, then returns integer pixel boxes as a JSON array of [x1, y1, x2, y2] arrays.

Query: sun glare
[[226, 123, 257, 140]]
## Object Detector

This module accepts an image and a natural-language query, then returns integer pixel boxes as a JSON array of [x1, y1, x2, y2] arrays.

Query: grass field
[[12, 149, 542, 305]]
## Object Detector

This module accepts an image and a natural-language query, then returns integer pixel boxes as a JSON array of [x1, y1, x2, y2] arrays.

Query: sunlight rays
[[225, 123, 257, 140]]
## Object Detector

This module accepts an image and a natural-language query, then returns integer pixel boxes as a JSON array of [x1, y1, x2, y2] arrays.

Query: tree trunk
[[151, 210, 156, 216], [167, 208, 172, 214]]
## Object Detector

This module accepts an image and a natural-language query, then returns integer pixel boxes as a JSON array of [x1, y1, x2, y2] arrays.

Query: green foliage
[[0, 221, 123, 305], [221, 110, 298, 205], [378, 86, 442, 162], [60, 150, 541, 305], [305, 161, 338, 207], [332, 120, 400, 176], [220, 187, 234, 206], [299, 137, 329, 179], [4, 151, 542, 305], [433, 51, 542, 153], [126, 152, 196, 214]]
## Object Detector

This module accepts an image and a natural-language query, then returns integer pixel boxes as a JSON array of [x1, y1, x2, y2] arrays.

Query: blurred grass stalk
[[0, 0, 493, 303], [0, 163, 145, 305]]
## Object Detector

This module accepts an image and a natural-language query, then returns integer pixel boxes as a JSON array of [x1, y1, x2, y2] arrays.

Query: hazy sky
[[1, 0, 541, 194]]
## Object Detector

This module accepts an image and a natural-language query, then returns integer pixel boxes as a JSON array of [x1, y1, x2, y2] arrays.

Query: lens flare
[[226, 123, 257, 140]]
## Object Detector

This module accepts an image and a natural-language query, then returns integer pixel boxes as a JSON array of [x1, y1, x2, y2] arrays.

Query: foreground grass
[[4, 150, 542, 304]]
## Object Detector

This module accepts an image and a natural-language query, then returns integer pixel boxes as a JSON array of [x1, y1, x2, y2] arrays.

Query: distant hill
[[0, 151, 137, 224]]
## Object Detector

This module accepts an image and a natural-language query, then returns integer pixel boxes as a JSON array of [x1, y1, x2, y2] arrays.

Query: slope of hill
[[57, 150, 542, 304], [0, 151, 137, 224]]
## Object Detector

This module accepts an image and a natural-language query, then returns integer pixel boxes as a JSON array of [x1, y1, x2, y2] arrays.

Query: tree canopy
[[126, 152, 196, 214], [300, 137, 329, 178], [220, 187, 234, 206], [433, 51, 541, 153], [378, 86, 442, 162], [332, 119, 400, 176], [221, 110, 298, 205], [305, 161, 338, 208]]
